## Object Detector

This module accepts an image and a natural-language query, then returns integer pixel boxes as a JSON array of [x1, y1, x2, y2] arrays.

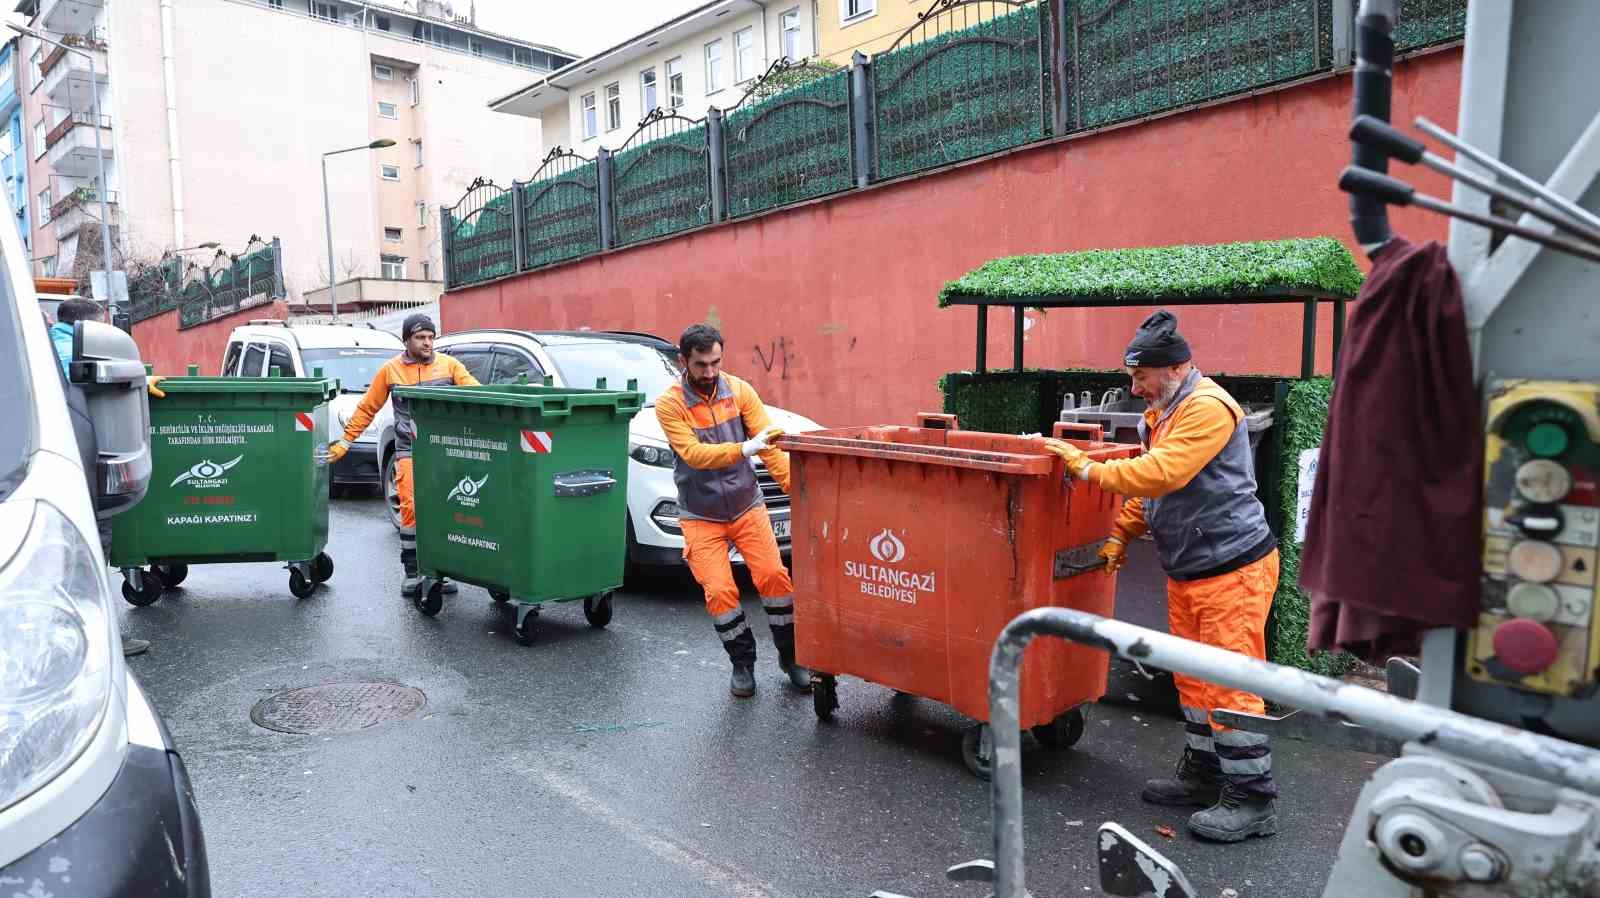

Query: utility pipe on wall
[[159, 0, 185, 246]]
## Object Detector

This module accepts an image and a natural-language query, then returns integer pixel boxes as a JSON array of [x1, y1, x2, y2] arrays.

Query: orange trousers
[[395, 457, 417, 556], [680, 503, 793, 616], [1168, 550, 1279, 731]]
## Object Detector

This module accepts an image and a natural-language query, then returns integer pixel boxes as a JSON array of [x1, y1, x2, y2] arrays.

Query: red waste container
[[783, 415, 1139, 777]]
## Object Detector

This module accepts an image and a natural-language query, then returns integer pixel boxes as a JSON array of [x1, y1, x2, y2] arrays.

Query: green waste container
[[111, 375, 339, 604], [399, 382, 643, 644]]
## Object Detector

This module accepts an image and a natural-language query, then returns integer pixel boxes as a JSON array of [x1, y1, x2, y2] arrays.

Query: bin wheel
[[153, 563, 188, 588], [289, 569, 316, 599], [121, 569, 165, 607], [1032, 707, 1087, 749], [311, 553, 334, 584], [962, 724, 994, 780], [514, 608, 541, 646], [489, 589, 511, 604], [416, 582, 444, 617], [812, 674, 839, 721], [583, 592, 614, 628]]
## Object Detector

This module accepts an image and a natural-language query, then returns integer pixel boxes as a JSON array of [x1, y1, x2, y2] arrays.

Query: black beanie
[[402, 314, 437, 341], [1123, 310, 1191, 368]]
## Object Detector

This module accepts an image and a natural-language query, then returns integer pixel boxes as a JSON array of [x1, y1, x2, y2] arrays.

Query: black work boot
[[1141, 748, 1222, 808], [1187, 780, 1278, 842], [730, 663, 756, 698], [400, 548, 422, 599], [718, 615, 758, 698], [770, 622, 812, 692]]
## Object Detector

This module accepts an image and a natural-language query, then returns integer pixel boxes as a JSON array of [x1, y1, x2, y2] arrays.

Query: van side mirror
[[71, 320, 152, 518]]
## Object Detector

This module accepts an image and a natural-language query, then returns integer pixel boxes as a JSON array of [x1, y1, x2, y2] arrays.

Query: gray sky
[[470, 1, 709, 58]]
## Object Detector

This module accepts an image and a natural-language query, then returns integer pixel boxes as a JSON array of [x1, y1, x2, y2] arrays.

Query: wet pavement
[[119, 493, 1377, 898]]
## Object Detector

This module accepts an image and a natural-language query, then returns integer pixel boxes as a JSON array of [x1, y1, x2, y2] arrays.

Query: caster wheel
[[311, 552, 334, 584], [812, 674, 839, 721], [489, 589, 511, 604], [583, 591, 614, 628], [416, 581, 444, 617], [121, 569, 165, 607], [154, 563, 188, 588], [1032, 707, 1087, 748], [514, 608, 541, 646], [289, 568, 316, 599], [962, 724, 994, 780]]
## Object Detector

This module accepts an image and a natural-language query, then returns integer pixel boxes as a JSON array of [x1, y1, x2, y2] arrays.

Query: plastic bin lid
[[395, 383, 644, 415], [152, 376, 339, 400]]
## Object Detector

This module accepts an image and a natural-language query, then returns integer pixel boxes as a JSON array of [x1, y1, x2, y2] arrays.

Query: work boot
[[1187, 781, 1278, 842], [730, 663, 756, 698], [1141, 748, 1222, 808], [777, 647, 812, 692], [121, 637, 150, 657], [401, 547, 423, 599]]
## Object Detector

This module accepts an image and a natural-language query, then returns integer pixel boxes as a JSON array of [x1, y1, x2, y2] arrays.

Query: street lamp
[[322, 139, 395, 321], [10, 24, 113, 314]]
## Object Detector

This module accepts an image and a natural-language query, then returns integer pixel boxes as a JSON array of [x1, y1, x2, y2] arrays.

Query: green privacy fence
[[126, 237, 285, 330], [444, 0, 1467, 289], [725, 61, 854, 218]]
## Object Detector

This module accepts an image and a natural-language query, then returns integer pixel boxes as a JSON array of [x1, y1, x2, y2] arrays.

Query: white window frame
[[384, 227, 403, 242], [666, 57, 685, 108], [781, 8, 802, 61], [640, 68, 658, 113], [580, 92, 597, 140], [37, 187, 50, 224], [704, 39, 724, 95], [733, 27, 755, 83], [377, 101, 397, 119], [604, 82, 621, 132], [418, 200, 428, 227], [373, 63, 393, 81], [312, 2, 338, 23], [408, 77, 420, 106], [380, 164, 400, 181], [413, 139, 423, 167], [840, 0, 876, 25], [380, 255, 405, 279], [469, 38, 485, 57], [421, 260, 432, 281], [31, 120, 44, 160]]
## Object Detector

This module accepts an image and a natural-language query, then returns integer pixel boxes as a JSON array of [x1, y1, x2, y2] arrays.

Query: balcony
[[48, 186, 117, 240], [43, 108, 112, 177], [38, 0, 106, 36], [40, 36, 108, 111]]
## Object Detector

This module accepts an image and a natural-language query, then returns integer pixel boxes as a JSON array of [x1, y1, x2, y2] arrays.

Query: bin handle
[[553, 469, 616, 498], [539, 397, 572, 418], [1052, 422, 1103, 443], [917, 413, 959, 431]]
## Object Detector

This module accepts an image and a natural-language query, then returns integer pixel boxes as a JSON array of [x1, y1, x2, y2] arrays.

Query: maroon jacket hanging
[[1302, 238, 1482, 661]]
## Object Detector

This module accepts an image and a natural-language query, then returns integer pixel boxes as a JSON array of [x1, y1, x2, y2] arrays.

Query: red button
[[1493, 619, 1561, 675]]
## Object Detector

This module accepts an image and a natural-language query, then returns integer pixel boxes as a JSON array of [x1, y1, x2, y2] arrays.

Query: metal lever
[[552, 470, 616, 498], [1211, 707, 1401, 757], [1415, 115, 1600, 234]]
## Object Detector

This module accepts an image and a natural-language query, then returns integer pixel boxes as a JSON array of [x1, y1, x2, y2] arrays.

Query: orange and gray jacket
[[1088, 368, 1274, 581], [655, 373, 791, 523], [340, 353, 479, 458]]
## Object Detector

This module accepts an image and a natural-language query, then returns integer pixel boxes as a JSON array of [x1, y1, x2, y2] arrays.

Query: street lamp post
[[10, 25, 113, 313], [322, 139, 395, 321]]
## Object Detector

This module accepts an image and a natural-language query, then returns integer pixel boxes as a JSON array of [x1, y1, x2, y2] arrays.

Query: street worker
[[1044, 309, 1280, 843], [328, 313, 478, 598], [656, 323, 810, 698], [51, 297, 161, 658]]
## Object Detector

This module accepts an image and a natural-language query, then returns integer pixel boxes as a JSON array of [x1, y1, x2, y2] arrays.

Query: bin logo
[[447, 474, 489, 508], [870, 529, 906, 564], [170, 455, 244, 489]]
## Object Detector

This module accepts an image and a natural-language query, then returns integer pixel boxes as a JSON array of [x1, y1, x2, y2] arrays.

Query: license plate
[[772, 519, 791, 540]]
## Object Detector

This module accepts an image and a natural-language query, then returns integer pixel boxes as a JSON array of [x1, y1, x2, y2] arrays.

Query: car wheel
[[383, 451, 402, 531]]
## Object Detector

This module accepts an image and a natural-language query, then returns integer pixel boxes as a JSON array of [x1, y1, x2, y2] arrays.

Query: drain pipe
[[159, 0, 185, 245]]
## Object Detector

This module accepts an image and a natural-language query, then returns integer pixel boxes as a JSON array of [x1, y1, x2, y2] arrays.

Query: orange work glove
[[327, 440, 350, 464], [1042, 438, 1092, 479], [1099, 536, 1127, 574], [147, 376, 166, 399]]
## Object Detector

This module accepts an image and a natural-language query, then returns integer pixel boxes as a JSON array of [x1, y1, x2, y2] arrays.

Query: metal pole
[[975, 304, 988, 373], [322, 154, 339, 321], [1300, 299, 1316, 379], [706, 106, 727, 222], [1012, 306, 1024, 371], [87, 49, 113, 316], [1332, 298, 1346, 374], [596, 147, 616, 250], [849, 51, 872, 188]]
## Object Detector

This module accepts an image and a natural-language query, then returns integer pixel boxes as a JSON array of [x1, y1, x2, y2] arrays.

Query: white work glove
[[741, 425, 785, 458]]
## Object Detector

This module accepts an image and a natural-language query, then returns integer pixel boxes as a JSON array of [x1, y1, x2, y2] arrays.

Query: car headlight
[[629, 441, 673, 468], [0, 500, 115, 813]]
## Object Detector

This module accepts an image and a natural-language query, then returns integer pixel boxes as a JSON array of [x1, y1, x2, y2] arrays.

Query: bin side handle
[[1052, 422, 1104, 443], [917, 413, 959, 431], [553, 469, 616, 498], [539, 397, 572, 417]]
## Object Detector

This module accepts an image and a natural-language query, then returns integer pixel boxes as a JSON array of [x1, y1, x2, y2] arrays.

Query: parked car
[[219, 321, 400, 493], [1, 248, 209, 891], [387, 329, 822, 575]]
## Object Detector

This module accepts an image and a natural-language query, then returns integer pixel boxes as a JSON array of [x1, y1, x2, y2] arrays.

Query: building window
[[40, 255, 55, 277], [841, 0, 876, 23], [31, 120, 43, 159], [421, 260, 431, 281], [381, 255, 405, 279], [469, 38, 484, 57], [734, 27, 755, 82], [514, 47, 534, 68], [411, 140, 422, 167], [604, 82, 621, 132], [781, 8, 802, 61], [704, 39, 724, 94], [374, 14, 391, 30], [665, 57, 685, 108], [381, 164, 400, 181], [409, 77, 420, 106], [640, 68, 658, 113], [373, 63, 393, 80], [37, 188, 50, 224], [384, 227, 403, 242], [312, 2, 338, 23], [580, 92, 597, 139], [0, 53, 12, 88], [267, 0, 284, 8], [418, 200, 428, 227], [378, 101, 397, 119]]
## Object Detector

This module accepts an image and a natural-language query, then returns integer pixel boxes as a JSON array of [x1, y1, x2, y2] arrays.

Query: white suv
[[418, 329, 822, 574], [220, 321, 401, 492]]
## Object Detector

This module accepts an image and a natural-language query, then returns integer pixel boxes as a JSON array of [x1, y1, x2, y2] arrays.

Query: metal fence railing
[[126, 236, 285, 330], [442, 0, 1467, 289]]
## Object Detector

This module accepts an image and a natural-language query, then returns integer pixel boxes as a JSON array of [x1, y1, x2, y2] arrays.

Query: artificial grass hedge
[[938, 238, 1363, 307]]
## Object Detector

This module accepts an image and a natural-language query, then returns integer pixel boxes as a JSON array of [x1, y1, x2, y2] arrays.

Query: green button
[[1527, 422, 1570, 458]]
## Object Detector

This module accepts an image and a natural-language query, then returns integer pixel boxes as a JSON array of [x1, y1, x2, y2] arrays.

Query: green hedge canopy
[[937, 237, 1364, 308]]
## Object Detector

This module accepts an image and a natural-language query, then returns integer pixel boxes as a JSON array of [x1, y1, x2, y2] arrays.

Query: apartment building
[[815, 0, 937, 64], [489, 0, 819, 156], [0, 38, 31, 258], [15, 0, 576, 302]]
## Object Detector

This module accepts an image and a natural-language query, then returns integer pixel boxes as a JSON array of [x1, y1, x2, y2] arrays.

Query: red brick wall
[[444, 52, 1461, 427]]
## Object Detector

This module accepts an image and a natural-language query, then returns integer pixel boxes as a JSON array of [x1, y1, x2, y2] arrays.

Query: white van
[[220, 321, 399, 492]]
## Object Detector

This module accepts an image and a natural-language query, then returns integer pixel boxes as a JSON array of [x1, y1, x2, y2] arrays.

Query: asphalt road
[[119, 492, 1378, 898]]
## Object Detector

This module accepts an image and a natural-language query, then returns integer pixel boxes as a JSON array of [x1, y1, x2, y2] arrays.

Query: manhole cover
[[250, 682, 426, 735]]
